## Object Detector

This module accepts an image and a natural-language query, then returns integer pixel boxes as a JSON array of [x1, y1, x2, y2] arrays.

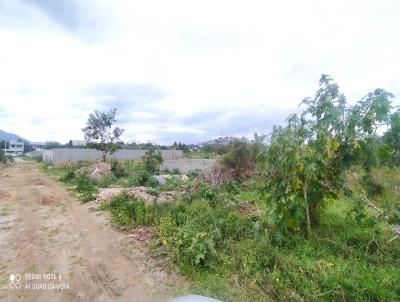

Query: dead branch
[[359, 189, 400, 243]]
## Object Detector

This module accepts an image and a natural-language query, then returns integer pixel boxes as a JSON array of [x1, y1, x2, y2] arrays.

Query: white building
[[3, 140, 24, 156]]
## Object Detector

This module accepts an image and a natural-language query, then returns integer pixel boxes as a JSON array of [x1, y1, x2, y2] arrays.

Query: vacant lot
[[0, 161, 178, 302]]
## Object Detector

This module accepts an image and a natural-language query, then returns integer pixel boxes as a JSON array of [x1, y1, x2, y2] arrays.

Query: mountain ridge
[[0, 129, 27, 142]]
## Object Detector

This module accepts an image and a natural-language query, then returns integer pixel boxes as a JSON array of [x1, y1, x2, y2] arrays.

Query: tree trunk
[[305, 202, 311, 239], [304, 185, 311, 239]]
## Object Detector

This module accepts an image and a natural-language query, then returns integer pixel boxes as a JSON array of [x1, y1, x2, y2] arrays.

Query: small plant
[[60, 168, 75, 182], [160, 177, 183, 191], [111, 159, 126, 177], [102, 193, 153, 226], [199, 185, 218, 202], [143, 146, 163, 174], [0, 149, 14, 164], [224, 180, 240, 194], [146, 187, 159, 197], [127, 168, 151, 186], [98, 175, 118, 188]]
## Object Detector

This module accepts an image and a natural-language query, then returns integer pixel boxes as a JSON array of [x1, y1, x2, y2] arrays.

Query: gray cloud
[[84, 83, 167, 124], [23, 0, 81, 30], [89, 83, 166, 107], [1, 0, 110, 40], [177, 108, 296, 139], [145, 107, 298, 145]]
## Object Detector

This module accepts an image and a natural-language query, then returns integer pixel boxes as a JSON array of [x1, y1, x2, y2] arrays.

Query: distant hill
[[0, 129, 28, 142]]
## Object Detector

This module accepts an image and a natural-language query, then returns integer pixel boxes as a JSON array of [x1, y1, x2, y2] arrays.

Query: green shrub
[[220, 139, 261, 180], [199, 185, 219, 202], [60, 168, 76, 182], [146, 187, 159, 196], [74, 175, 98, 202], [143, 146, 163, 174], [98, 175, 118, 188], [224, 180, 240, 194], [111, 159, 126, 177], [158, 201, 219, 268], [102, 193, 173, 226], [160, 177, 183, 191], [187, 169, 201, 179], [102, 194, 149, 226]]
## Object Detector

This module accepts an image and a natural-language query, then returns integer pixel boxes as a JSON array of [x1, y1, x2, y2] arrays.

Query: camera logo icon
[[9, 274, 21, 289]]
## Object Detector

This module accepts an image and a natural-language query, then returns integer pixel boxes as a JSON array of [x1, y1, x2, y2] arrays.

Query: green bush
[[160, 177, 183, 191], [75, 175, 98, 202], [127, 169, 152, 186], [60, 167, 98, 202], [0, 149, 14, 164], [224, 180, 240, 194], [111, 159, 126, 177], [221, 139, 261, 180], [102, 193, 176, 226], [98, 175, 118, 188], [59, 168, 75, 182], [102, 194, 150, 226], [143, 146, 163, 174]]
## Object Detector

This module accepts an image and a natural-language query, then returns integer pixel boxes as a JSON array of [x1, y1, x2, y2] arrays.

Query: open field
[[34, 156, 400, 302]]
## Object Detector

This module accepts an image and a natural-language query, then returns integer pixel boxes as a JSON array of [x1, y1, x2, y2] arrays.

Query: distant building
[[3, 140, 24, 156], [30, 142, 48, 150]]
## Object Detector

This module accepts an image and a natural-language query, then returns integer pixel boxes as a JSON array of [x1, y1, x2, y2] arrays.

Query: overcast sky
[[0, 0, 399, 144]]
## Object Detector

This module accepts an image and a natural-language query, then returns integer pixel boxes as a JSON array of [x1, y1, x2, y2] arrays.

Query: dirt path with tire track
[[0, 161, 178, 302]]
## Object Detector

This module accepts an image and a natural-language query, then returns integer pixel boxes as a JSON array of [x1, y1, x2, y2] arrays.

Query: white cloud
[[0, 0, 399, 143]]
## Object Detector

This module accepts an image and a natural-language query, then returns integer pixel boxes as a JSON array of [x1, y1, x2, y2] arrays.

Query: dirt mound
[[96, 187, 129, 203], [96, 187, 180, 204], [158, 191, 180, 203], [79, 162, 112, 180], [39, 193, 57, 205]]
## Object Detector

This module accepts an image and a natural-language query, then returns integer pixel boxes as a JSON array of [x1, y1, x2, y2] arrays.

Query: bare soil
[[0, 161, 182, 302]]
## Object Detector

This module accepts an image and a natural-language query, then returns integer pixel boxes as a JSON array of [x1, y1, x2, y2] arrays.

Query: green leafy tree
[[260, 75, 394, 239], [44, 141, 62, 149], [383, 109, 400, 165], [82, 108, 124, 161]]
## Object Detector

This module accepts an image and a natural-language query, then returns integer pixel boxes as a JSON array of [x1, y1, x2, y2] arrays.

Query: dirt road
[[0, 161, 178, 302]]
